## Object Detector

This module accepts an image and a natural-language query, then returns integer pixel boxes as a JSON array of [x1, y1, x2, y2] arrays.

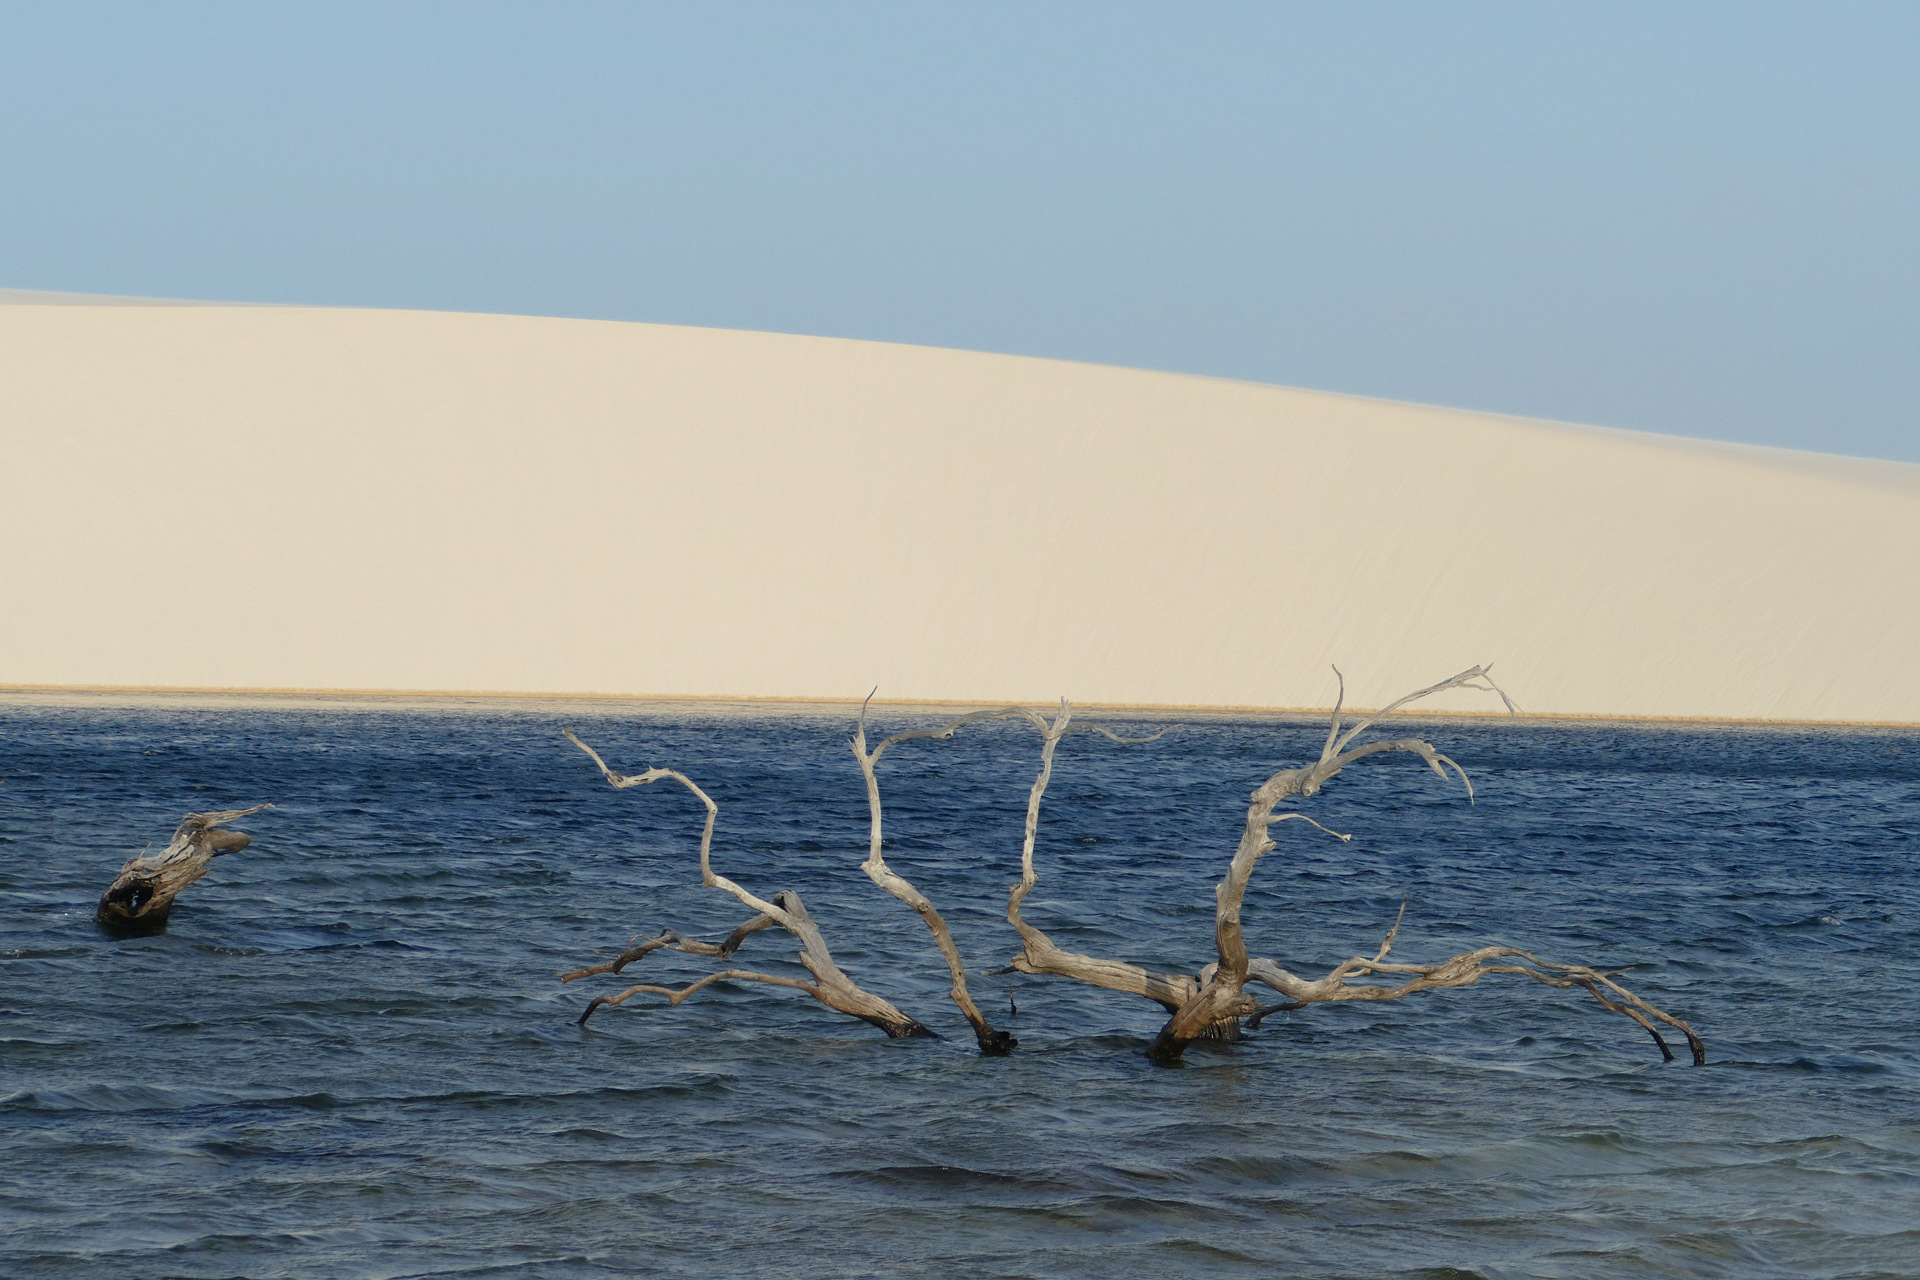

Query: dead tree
[[973, 666, 1704, 1065], [96, 805, 273, 938], [558, 666, 1705, 1069], [560, 729, 931, 1037]]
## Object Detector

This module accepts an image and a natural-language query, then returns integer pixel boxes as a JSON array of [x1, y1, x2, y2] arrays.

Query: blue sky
[[3, 2, 1915, 462]]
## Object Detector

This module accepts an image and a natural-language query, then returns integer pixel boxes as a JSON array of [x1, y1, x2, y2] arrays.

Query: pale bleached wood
[[1239, 902, 1705, 1063], [852, 695, 1057, 1053], [1147, 667, 1509, 1058], [555, 913, 776, 983], [96, 804, 273, 937], [563, 728, 929, 1036], [853, 697, 1193, 1014], [1145, 666, 1701, 1065], [994, 701, 1202, 1012], [560, 672, 1704, 1069]]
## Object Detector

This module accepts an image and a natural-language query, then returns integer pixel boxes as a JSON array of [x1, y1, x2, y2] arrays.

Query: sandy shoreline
[[5, 682, 1917, 729]]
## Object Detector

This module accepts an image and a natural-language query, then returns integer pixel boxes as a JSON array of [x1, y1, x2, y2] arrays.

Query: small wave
[[0, 1036, 89, 1054], [545, 1127, 627, 1142], [1000, 1191, 1245, 1227], [1177, 1153, 1323, 1187], [831, 1164, 1079, 1195], [299, 937, 432, 954], [1146, 1236, 1275, 1266], [0, 1082, 223, 1113]]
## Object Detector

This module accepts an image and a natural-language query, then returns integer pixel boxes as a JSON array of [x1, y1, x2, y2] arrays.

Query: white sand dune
[[3, 294, 1916, 722]]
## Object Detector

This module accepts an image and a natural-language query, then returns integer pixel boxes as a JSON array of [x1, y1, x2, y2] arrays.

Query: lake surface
[[2, 695, 1917, 1279]]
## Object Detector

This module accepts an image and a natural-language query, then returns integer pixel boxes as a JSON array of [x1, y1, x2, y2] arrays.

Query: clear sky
[[3, 2, 1915, 462]]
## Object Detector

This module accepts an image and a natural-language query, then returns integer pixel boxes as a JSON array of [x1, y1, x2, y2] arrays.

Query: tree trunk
[[96, 805, 272, 938]]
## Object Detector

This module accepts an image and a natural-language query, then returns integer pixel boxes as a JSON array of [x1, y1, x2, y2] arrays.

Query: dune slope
[[3, 298, 1916, 721]]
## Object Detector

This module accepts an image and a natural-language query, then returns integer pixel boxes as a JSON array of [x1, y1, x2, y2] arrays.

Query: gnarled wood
[[563, 729, 930, 1036], [96, 805, 273, 938], [1146, 667, 1510, 1059], [852, 696, 1022, 1054], [1145, 667, 1700, 1065], [998, 702, 1199, 1012], [854, 697, 1190, 1015], [1238, 901, 1704, 1063], [555, 913, 776, 983], [557, 669, 1703, 1071]]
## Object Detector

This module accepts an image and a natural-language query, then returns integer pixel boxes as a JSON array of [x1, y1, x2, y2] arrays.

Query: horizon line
[[4, 682, 1915, 730]]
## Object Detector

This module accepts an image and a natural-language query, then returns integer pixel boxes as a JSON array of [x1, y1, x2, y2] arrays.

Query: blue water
[[2, 695, 1918, 1279]]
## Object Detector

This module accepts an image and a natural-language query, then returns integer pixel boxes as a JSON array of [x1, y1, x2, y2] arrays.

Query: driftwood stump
[[96, 805, 273, 938]]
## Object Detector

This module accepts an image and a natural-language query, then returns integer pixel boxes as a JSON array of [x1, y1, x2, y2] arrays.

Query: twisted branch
[[1243, 913, 1706, 1064], [853, 695, 1019, 1053], [562, 729, 930, 1036], [1145, 666, 1699, 1066], [1147, 666, 1518, 1060], [850, 697, 1174, 1046], [556, 913, 776, 983]]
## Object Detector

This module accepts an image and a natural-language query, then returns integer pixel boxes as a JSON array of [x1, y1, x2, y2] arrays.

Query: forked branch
[[562, 729, 930, 1036], [853, 696, 1018, 1053], [1242, 907, 1705, 1065], [850, 696, 1173, 1047], [1145, 665, 1698, 1066], [556, 913, 776, 983], [985, 701, 1201, 1012]]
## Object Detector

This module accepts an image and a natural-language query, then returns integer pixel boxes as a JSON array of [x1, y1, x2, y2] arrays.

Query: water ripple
[[2, 701, 1917, 1278]]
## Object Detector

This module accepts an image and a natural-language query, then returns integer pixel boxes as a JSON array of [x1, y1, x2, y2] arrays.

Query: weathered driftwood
[[1238, 902, 1707, 1064], [851, 697, 1024, 1054], [561, 729, 931, 1037], [96, 805, 273, 938], [873, 700, 1200, 1016], [960, 670, 1702, 1065], [998, 701, 1204, 1014], [1133, 666, 1703, 1064], [558, 667, 1705, 1069]]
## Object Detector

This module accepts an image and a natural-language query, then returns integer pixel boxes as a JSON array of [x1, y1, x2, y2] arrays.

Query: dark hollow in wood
[[96, 807, 272, 939]]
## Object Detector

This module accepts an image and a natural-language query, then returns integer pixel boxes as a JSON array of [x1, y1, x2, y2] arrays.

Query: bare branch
[[555, 913, 778, 983], [853, 701, 1016, 1053], [988, 701, 1202, 1012], [1241, 931, 1704, 1065], [557, 932, 679, 983], [680, 913, 779, 957], [577, 968, 823, 1026], [556, 669, 1699, 1077], [1147, 666, 1526, 1063], [563, 729, 931, 1038], [1327, 664, 1520, 760]]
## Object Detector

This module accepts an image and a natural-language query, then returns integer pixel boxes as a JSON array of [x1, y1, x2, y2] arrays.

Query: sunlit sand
[[4, 293, 1916, 722]]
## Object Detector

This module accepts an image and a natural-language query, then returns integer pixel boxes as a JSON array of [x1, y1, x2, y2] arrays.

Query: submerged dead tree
[[974, 667, 1704, 1065], [560, 729, 931, 1037], [1145, 667, 1702, 1063], [558, 667, 1704, 1069], [999, 701, 1210, 1016], [96, 804, 273, 938]]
